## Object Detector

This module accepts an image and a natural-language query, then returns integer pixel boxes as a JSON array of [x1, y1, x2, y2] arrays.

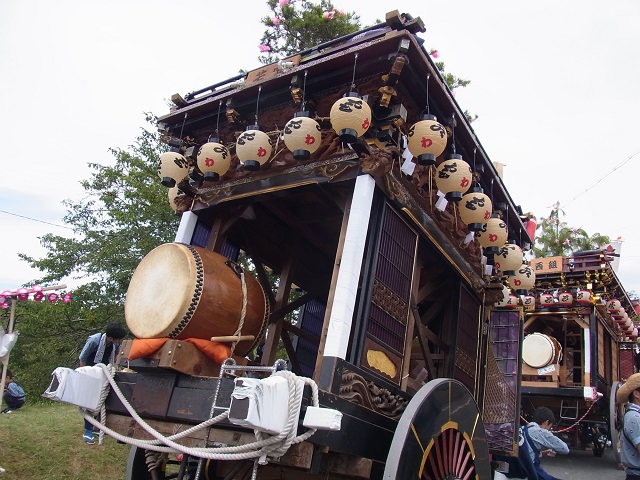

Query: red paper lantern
[[575, 289, 591, 305], [540, 293, 555, 306], [607, 299, 622, 313], [522, 295, 536, 310], [557, 291, 573, 307]]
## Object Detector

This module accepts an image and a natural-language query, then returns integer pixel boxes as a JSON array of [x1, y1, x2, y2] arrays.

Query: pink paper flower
[[271, 15, 281, 25], [258, 44, 271, 52], [323, 10, 335, 19], [278, 0, 288, 6], [429, 49, 439, 59]]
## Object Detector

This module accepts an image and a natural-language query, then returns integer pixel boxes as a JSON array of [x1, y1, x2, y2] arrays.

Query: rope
[[231, 272, 248, 355], [553, 396, 601, 433], [82, 363, 319, 464], [518, 395, 601, 434]]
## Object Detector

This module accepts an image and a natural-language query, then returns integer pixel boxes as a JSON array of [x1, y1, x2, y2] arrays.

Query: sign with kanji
[[246, 55, 301, 85], [530, 256, 564, 274]]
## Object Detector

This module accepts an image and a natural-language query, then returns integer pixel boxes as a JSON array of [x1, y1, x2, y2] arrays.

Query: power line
[[562, 148, 640, 209], [0, 209, 74, 231]]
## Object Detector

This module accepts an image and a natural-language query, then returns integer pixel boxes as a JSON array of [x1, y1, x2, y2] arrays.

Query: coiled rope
[[81, 363, 318, 463]]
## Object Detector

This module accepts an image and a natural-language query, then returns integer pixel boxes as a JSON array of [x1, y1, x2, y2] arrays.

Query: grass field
[[0, 402, 129, 479]]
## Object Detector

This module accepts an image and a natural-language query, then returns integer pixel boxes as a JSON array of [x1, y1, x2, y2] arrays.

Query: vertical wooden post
[[0, 298, 17, 410]]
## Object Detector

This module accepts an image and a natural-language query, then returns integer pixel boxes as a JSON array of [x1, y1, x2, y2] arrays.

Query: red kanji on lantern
[[305, 135, 315, 145], [421, 137, 433, 148], [460, 177, 470, 188], [205, 157, 215, 167], [362, 119, 370, 130], [257, 147, 267, 157]]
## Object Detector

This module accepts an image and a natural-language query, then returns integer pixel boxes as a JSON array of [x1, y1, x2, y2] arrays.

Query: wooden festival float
[[96, 11, 539, 479], [513, 249, 639, 462]]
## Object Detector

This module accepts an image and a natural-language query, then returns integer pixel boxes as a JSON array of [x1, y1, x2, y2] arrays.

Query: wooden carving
[[339, 370, 408, 419]]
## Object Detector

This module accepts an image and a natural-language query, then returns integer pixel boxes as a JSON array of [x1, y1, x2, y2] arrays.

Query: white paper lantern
[[459, 187, 492, 232], [434, 155, 472, 201], [236, 126, 273, 170], [495, 284, 511, 307], [329, 94, 371, 143], [197, 140, 231, 181], [495, 243, 523, 275], [167, 186, 182, 212], [283, 114, 322, 160], [407, 114, 447, 165], [477, 215, 508, 255], [158, 151, 190, 188], [508, 264, 535, 292]]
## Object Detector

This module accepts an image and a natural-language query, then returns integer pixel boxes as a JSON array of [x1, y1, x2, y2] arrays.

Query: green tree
[[258, 0, 361, 65], [6, 115, 181, 401], [19, 114, 180, 303], [533, 202, 609, 258], [258, 1, 474, 119]]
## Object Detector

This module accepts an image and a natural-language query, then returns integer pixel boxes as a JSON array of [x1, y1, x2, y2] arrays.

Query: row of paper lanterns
[[158, 91, 531, 280], [0, 287, 73, 309], [157, 92, 371, 188], [495, 288, 594, 309], [606, 299, 639, 337]]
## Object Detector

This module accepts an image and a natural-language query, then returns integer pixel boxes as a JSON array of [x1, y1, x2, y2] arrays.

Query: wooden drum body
[[125, 243, 267, 356], [522, 333, 562, 368]]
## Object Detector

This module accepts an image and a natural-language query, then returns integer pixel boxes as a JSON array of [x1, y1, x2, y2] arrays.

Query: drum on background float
[[522, 333, 562, 368], [125, 243, 268, 356]]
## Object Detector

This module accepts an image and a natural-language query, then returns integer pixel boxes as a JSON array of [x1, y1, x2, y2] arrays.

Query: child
[[2, 369, 26, 413]]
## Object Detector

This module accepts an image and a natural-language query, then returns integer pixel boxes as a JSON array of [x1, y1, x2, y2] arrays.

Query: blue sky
[[1, 0, 639, 297]]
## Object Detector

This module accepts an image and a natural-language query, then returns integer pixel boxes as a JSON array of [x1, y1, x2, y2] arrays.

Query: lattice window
[[366, 205, 416, 355], [296, 299, 326, 377], [484, 310, 520, 453]]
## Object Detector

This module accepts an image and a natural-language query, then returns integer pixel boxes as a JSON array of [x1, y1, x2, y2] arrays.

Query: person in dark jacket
[[2, 369, 25, 413], [78, 323, 126, 444]]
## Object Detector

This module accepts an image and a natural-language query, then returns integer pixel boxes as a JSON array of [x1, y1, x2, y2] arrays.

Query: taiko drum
[[522, 333, 562, 368], [125, 243, 267, 356]]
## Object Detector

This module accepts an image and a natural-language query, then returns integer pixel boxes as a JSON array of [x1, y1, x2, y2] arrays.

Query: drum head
[[125, 243, 199, 338], [522, 333, 554, 368]]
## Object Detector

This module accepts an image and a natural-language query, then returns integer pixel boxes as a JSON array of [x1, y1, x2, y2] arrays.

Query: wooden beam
[[410, 304, 437, 379], [262, 235, 297, 365]]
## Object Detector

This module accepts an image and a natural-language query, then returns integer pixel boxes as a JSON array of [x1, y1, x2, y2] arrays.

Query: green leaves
[[532, 201, 609, 258], [259, 0, 361, 65]]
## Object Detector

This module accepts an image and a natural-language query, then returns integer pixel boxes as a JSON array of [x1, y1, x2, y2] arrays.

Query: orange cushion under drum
[[128, 338, 169, 360], [184, 338, 231, 364], [127, 337, 231, 364]]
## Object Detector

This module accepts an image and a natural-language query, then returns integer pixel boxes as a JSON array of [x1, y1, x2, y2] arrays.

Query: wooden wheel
[[125, 446, 217, 480], [383, 378, 491, 480]]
